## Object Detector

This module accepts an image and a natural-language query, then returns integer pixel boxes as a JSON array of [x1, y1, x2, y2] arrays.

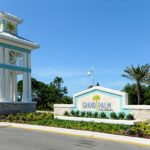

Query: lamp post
[[87, 67, 95, 87]]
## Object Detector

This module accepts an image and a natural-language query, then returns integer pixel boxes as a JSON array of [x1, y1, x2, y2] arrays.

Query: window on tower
[[9, 50, 24, 67]]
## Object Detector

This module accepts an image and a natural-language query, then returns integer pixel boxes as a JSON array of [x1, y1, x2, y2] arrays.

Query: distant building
[[0, 12, 39, 114]]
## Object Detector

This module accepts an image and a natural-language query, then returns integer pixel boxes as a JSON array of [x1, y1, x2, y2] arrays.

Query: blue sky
[[1, 0, 150, 95]]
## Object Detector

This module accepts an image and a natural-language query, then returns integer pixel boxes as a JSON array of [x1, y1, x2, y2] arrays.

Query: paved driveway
[[0, 126, 149, 150]]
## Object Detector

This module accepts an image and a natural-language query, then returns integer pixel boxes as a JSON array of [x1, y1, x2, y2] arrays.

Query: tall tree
[[17, 77, 72, 110], [122, 64, 150, 104], [49, 77, 68, 104], [123, 84, 150, 105]]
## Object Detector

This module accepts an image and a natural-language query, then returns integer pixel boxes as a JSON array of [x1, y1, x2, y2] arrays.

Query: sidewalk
[[0, 122, 150, 147]]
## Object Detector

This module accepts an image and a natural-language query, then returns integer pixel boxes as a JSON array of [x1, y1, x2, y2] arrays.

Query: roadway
[[0, 126, 149, 150]]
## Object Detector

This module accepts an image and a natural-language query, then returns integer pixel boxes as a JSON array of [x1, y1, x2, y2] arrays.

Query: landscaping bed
[[64, 110, 135, 120], [0, 112, 150, 139]]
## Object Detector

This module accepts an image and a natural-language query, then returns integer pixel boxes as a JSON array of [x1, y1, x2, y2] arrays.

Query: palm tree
[[6, 22, 16, 33], [93, 94, 101, 111], [122, 64, 150, 104]]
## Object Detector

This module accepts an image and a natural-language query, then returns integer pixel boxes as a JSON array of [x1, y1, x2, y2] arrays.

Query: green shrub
[[86, 111, 92, 118], [131, 127, 143, 137], [130, 122, 150, 136], [70, 110, 76, 116], [93, 112, 98, 118], [3, 112, 54, 122], [74, 111, 80, 117], [110, 112, 118, 119], [126, 114, 134, 120], [99, 112, 107, 118], [118, 112, 125, 120], [64, 111, 69, 116], [80, 111, 86, 117]]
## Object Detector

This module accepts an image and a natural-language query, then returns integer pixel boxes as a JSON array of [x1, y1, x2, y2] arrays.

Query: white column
[[22, 72, 28, 102], [28, 73, 32, 102], [0, 69, 5, 102], [12, 71, 17, 102], [0, 47, 4, 63], [27, 53, 32, 102], [22, 53, 32, 102], [22, 52, 27, 102], [0, 47, 4, 102], [9, 71, 13, 101], [4, 48, 10, 101], [4, 69, 10, 101]]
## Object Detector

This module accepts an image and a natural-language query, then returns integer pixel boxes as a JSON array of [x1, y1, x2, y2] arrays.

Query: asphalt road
[[0, 126, 149, 150]]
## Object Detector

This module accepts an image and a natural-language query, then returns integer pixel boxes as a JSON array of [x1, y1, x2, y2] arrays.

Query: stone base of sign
[[0, 102, 36, 115], [130, 110, 150, 121], [54, 104, 74, 116], [54, 104, 150, 121], [54, 116, 141, 125], [123, 105, 150, 121]]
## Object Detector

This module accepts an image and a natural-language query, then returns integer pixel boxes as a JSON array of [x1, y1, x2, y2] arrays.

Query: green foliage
[[122, 84, 150, 105], [118, 112, 125, 120], [93, 112, 98, 118], [143, 86, 150, 105], [0, 112, 129, 135], [74, 111, 80, 117], [96, 82, 100, 86], [110, 112, 118, 119], [60, 110, 135, 121], [99, 112, 107, 118], [126, 114, 134, 120], [80, 111, 86, 117], [88, 82, 100, 89], [64, 111, 69, 116], [1, 112, 54, 123], [127, 122, 150, 137], [1, 112, 149, 138], [17, 77, 72, 110], [6, 22, 16, 33], [71, 110, 76, 116], [86, 111, 92, 118], [122, 64, 150, 104], [123, 84, 138, 104]]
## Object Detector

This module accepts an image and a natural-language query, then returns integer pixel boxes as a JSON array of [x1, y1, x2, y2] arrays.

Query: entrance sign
[[54, 86, 150, 121], [73, 86, 128, 113], [79, 94, 120, 112]]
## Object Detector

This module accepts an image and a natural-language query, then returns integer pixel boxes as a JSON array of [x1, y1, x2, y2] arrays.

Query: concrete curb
[[54, 116, 141, 125], [0, 122, 150, 147]]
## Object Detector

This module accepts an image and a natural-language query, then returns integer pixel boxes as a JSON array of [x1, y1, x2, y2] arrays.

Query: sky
[[0, 0, 150, 95]]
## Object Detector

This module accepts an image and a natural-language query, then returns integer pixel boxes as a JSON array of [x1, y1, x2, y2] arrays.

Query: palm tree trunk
[[136, 82, 142, 104]]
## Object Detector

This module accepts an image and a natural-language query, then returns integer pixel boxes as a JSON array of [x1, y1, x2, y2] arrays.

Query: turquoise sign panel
[[74, 88, 129, 115]]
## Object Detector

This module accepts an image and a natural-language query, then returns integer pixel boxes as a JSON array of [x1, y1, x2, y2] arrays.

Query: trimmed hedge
[[65, 111, 134, 120]]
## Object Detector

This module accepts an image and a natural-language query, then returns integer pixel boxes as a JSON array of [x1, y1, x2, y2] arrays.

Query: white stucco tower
[[0, 12, 39, 114]]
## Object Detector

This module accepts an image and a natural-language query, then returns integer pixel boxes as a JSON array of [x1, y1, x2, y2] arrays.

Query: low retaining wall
[[124, 105, 150, 121], [54, 104, 74, 116], [54, 104, 150, 121], [0, 102, 36, 114]]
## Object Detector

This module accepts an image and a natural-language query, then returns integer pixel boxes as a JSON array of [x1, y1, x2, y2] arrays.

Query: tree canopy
[[17, 77, 72, 110], [122, 84, 150, 105], [122, 64, 150, 104]]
